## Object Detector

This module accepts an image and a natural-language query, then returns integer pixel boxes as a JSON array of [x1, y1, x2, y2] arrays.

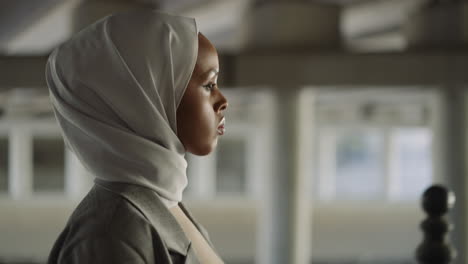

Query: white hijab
[[45, 10, 198, 208]]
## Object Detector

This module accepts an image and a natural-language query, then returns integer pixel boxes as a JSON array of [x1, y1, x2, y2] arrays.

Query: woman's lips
[[217, 117, 225, 135]]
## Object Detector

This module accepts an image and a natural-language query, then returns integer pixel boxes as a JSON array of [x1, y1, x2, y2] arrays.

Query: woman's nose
[[215, 91, 228, 113]]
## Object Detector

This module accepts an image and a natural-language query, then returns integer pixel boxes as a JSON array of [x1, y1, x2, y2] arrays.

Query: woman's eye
[[203, 83, 216, 91]]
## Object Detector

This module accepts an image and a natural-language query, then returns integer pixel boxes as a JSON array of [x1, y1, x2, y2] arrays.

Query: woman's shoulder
[[65, 184, 156, 241], [49, 184, 166, 264]]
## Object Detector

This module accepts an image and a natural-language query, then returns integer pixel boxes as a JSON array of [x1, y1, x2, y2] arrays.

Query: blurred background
[[0, 0, 467, 263]]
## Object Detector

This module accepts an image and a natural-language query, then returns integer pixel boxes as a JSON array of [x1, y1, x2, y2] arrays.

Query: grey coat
[[47, 179, 216, 264]]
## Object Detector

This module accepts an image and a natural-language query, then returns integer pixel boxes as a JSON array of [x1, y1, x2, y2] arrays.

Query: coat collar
[[93, 179, 191, 256]]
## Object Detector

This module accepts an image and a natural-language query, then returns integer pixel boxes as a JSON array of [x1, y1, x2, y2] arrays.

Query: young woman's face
[[176, 33, 228, 156]]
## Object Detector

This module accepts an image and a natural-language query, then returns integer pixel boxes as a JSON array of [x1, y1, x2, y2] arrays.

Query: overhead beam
[[1, 52, 468, 90], [0, 56, 48, 89], [234, 52, 468, 87]]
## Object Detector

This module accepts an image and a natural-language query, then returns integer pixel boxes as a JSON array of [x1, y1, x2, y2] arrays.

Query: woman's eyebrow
[[202, 69, 219, 80]]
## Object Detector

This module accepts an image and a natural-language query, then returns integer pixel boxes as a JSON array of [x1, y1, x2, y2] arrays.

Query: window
[[393, 127, 432, 200], [33, 137, 65, 192], [334, 128, 385, 200], [313, 90, 434, 201]]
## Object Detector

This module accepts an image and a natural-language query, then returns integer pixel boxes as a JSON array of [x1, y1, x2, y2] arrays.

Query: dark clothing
[[47, 179, 215, 264]]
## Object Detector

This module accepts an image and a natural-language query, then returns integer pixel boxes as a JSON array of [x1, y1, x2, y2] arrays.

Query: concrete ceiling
[[0, 0, 424, 55], [0, 0, 61, 44]]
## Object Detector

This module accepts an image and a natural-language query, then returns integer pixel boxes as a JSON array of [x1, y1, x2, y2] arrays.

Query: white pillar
[[8, 126, 33, 199], [256, 88, 313, 264], [431, 91, 447, 185], [256, 90, 288, 264], [254, 92, 276, 264], [65, 148, 92, 199], [294, 88, 316, 264], [439, 87, 466, 264]]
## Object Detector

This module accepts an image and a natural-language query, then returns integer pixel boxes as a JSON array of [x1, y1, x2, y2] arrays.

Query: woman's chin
[[189, 140, 218, 156]]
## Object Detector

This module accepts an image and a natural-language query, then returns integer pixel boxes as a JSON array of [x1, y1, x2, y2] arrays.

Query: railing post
[[416, 185, 457, 264]]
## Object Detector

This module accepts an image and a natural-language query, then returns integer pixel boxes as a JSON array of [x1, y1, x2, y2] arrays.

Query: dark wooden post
[[416, 185, 457, 264]]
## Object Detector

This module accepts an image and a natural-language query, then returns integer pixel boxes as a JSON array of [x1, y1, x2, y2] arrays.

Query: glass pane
[[335, 129, 385, 199], [0, 137, 8, 192], [394, 128, 433, 200], [216, 138, 246, 195], [33, 138, 65, 192]]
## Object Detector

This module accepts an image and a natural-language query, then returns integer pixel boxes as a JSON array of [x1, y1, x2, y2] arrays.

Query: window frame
[[311, 88, 438, 203]]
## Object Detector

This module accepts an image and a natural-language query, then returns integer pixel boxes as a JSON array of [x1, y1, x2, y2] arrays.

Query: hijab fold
[[45, 10, 199, 208]]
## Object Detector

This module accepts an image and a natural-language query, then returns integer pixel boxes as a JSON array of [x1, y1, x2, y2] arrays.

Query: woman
[[45, 9, 228, 264]]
